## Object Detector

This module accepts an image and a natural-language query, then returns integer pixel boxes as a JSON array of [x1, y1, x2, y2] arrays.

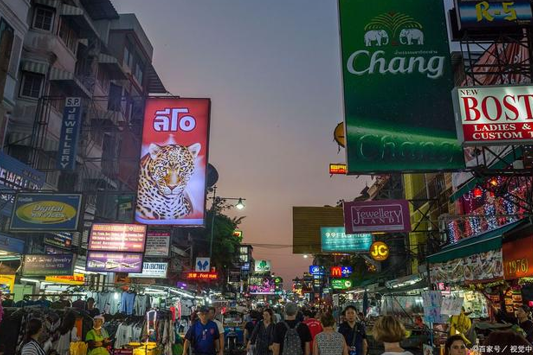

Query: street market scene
[[2, 0, 533, 354]]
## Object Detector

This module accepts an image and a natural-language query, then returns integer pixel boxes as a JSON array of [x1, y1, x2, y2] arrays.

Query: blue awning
[[427, 219, 526, 264]]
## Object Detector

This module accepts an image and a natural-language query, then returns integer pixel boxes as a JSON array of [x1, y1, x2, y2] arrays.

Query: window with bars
[[32, 7, 54, 32], [20, 72, 44, 99]]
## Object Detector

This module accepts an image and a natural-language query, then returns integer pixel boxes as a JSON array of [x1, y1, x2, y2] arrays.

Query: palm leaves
[[364, 12, 422, 40]]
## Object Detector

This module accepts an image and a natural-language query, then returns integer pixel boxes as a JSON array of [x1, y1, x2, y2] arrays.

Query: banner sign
[[453, 85, 533, 145], [145, 231, 170, 257], [0, 274, 15, 293], [370, 241, 390, 261], [129, 262, 168, 278], [186, 271, 218, 280], [343, 200, 411, 233], [57, 97, 83, 171], [321, 227, 373, 252], [0, 234, 24, 254], [339, 0, 464, 173], [503, 235, 533, 280], [329, 164, 347, 175], [10, 193, 82, 231], [22, 254, 75, 276], [249, 276, 276, 294], [86, 251, 143, 273], [309, 265, 326, 276], [430, 249, 503, 283], [136, 98, 211, 226], [45, 273, 85, 285], [44, 233, 73, 249], [195, 257, 211, 272], [254, 260, 271, 273], [88, 223, 147, 252], [0, 152, 45, 216], [331, 279, 353, 290], [455, 0, 533, 30]]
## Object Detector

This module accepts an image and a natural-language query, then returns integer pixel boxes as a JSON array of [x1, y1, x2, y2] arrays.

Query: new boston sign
[[343, 200, 411, 234]]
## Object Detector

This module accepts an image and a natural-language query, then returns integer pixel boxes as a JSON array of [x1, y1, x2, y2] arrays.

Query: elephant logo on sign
[[364, 30, 389, 47], [399, 28, 424, 45]]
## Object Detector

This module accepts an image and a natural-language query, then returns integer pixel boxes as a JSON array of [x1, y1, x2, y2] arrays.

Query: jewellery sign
[[86, 251, 143, 273], [88, 223, 147, 252], [10, 194, 82, 231], [57, 97, 83, 171], [455, 0, 533, 30], [22, 254, 75, 276], [453, 85, 533, 146], [339, 0, 463, 173], [343, 200, 411, 234], [136, 98, 211, 226]]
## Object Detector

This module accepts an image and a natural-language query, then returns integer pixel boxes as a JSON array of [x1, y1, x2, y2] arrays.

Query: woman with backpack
[[313, 313, 348, 355], [248, 309, 276, 355]]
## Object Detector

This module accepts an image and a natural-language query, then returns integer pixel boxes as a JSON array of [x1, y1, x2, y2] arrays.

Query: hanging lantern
[[473, 187, 483, 198]]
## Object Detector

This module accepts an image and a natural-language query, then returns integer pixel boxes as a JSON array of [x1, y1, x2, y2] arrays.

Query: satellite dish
[[206, 164, 219, 188]]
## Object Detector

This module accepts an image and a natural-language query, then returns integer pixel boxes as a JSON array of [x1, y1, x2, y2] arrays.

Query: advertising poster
[[136, 98, 211, 226], [0, 152, 45, 216], [455, 0, 533, 30], [343, 200, 411, 233], [22, 254, 75, 276], [44, 233, 73, 250], [129, 262, 168, 278], [321, 227, 372, 252], [88, 223, 147, 252], [86, 251, 143, 273], [339, 0, 464, 173], [10, 194, 83, 231], [145, 231, 171, 257], [0, 274, 15, 293]]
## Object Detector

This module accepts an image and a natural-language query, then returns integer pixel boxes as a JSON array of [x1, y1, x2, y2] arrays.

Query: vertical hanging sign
[[136, 98, 211, 226], [56, 97, 83, 171]]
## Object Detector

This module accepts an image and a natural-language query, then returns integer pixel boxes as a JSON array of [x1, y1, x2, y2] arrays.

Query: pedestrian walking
[[313, 313, 348, 355], [443, 335, 466, 355], [183, 306, 222, 355], [21, 319, 46, 355], [273, 303, 312, 355], [248, 309, 276, 355], [338, 306, 367, 355], [56, 311, 79, 355], [245, 310, 261, 345], [303, 310, 323, 352], [372, 316, 413, 355], [208, 307, 225, 352]]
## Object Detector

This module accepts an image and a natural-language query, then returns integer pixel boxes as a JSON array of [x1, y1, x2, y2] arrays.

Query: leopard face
[[137, 143, 201, 220]]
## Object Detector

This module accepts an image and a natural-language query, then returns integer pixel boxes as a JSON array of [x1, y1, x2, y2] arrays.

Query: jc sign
[[370, 241, 389, 261]]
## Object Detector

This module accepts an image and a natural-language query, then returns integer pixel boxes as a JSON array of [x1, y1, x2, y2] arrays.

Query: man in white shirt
[[209, 307, 225, 351]]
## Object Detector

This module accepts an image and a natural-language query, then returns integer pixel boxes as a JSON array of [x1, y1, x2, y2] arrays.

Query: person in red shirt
[[303, 309, 323, 351]]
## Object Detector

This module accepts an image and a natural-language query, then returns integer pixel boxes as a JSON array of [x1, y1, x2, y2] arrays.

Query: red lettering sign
[[330, 266, 342, 278], [186, 272, 218, 280]]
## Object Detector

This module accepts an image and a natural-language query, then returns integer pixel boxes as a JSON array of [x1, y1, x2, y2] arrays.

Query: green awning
[[427, 219, 526, 264], [450, 147, 524, 203]]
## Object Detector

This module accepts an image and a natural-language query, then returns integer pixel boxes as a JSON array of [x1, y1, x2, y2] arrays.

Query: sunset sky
[[112, 0, 369, 284]]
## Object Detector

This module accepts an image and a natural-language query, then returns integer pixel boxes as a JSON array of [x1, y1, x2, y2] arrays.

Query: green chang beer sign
[[339, 0, 464, 173]]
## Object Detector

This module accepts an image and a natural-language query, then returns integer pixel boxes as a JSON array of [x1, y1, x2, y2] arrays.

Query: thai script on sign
[[153, 108, 196, 132]]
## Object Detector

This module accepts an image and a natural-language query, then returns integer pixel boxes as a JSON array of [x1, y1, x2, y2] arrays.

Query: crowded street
[[1, 0, 533, 354]]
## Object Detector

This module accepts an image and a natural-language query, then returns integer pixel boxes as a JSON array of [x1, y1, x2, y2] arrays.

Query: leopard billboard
[[136, 98, 211, 226], [339, 0, 464, 173]]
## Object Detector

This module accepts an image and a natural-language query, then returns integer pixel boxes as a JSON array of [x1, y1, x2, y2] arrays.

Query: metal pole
[[209, 187, 217, 259]]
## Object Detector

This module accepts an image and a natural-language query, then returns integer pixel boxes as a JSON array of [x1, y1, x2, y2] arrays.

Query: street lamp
[[209, 186, 246, 259]]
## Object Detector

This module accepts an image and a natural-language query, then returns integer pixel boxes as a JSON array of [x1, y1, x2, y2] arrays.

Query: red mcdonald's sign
[[330, 266, 343, 278]]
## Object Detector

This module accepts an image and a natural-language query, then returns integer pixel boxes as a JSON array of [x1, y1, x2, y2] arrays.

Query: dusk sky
[[112, 0, 369, 284]]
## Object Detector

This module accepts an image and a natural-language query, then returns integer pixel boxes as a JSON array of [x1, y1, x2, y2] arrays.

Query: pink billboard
[[88, 223, 147, 252], [136, 98, 211, 226], [343, 200, 411, 234]]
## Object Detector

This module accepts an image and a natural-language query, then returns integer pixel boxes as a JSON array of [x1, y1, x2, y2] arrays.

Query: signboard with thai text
[[136, 98, 211, 226], [453, 85, 533, 145], [343, 200, 411, 233], [329, 164, 347, 175], [88, 223, 147, 252]]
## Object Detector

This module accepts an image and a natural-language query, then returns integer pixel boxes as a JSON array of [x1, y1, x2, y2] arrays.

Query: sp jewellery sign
[[453, 85, 533, 145]]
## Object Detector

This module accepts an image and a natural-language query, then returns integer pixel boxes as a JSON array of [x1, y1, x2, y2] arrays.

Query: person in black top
[[337, 306, 367, 355], [273, 303, 312, 355], [86, 298, 100, 318], [245, 310, 261, 344], [517, 305, 533, 343]]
